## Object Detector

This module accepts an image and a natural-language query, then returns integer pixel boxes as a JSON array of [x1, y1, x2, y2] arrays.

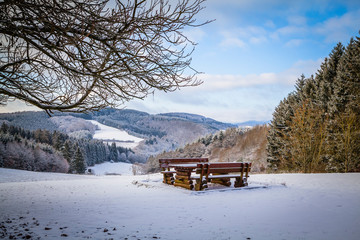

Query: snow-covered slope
[[1, 169, 359, 239], [88, 120, 143, 148]]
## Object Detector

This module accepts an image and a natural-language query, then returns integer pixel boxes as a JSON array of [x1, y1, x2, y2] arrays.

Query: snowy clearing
[[87, 162, 133, 176], [0, 168, 359, 240], [88, 120, 143, 148]]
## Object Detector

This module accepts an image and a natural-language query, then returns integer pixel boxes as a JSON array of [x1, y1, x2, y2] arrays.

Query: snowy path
[[0, 168, 359, 239]]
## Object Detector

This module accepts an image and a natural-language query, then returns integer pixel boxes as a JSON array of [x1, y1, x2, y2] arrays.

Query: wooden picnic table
[[159, 158, 251, 191], [168, 162, 252, 191]]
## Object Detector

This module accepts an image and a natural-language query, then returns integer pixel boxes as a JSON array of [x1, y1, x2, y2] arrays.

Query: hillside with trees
[[0, 122, 135, 173], [267, 34, 360, 173], [0, 109, 235, 163], [146, 125, 269, 173]]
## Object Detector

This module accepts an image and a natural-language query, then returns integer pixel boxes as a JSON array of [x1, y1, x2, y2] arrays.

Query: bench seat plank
[[207, 174, 245, 179], [160, 170, 176, 174]]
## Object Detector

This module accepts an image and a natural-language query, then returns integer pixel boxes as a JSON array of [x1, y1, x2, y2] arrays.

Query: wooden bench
[[159, 158, 209, 185], [194, 162, 251, 191]]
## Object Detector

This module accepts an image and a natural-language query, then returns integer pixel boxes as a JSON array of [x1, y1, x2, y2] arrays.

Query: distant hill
[[90, 109, 235, 158], [0, 109, 235, 160], [237, 120, 270, 127], [91, 109, 235, 137], [0, 111, 58, 131], [158, 112, 232, 130]]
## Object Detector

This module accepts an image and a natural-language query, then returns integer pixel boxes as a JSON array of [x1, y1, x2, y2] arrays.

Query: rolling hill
[[0, 109, 236, 160]]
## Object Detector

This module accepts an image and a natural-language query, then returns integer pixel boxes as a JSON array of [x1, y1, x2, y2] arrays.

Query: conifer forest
[[0, 123, 134, 173], [267, 34, 360, 173]]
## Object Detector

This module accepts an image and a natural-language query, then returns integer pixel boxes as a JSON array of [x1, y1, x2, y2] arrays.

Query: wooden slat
[[175, 175, 192, 180], [176, 171, 191, 177], [208, 174, 239, 179], [160, 171, 176, 174], [208, 168, 244, 174], [174, 182, 194, 190], [159, 158, 209, 172], [208, 162, 244, 168], [159, 158, 209, 163], [174, 179, 193, 185]]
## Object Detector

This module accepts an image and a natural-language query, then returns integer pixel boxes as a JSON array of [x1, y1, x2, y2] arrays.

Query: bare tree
[[0, 0, 210, 115]]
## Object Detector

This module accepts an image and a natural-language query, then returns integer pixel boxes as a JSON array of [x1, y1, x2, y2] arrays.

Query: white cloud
[[265, 20, 276, 29], [314, 9, 360, 43], [287, 16, 308, 26], [275, 25, 308, 37], [219, 26, 268, 48], [273, 9, 360, 45], [220, 36, 246, 48], [195, 58, 322, 91], [127, 58, 323, 123], [285, 39, 304, 47], [182, 28, 206, 43]]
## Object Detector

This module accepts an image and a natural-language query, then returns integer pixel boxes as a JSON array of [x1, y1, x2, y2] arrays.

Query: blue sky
[[127, 0, 360, 123], [2, 0, 360, 123]]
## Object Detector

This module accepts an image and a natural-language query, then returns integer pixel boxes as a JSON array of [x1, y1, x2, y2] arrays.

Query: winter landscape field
[[1, 164, 359, 240]]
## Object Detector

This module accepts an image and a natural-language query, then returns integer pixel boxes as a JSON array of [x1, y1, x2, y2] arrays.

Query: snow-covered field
[[1, 168, 359, 240], [88, 120, 143, 148]]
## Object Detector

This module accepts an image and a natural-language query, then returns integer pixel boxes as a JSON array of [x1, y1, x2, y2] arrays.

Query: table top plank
[[168, 163, 198, 168]]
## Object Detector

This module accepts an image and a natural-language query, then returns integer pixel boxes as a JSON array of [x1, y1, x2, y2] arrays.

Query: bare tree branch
[[0, 0, 212, 113]]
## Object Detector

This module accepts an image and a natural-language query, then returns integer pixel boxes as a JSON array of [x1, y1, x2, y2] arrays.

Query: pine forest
[[267, 34, 360, 173]]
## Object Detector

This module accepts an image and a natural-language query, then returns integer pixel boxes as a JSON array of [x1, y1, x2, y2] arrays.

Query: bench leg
[[195, 179, 208, 191], [234, 177, 248, 187], [163, 173, 174, 184]]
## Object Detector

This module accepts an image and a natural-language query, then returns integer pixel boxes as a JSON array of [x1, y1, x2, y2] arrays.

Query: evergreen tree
[[109, 142, 118, 162], [62, 140, 73, 164], [71, 146, 86, 174], [0, 122, 8, 133], [316, 43, 344, 112], [327, 36, 360, 172], [52, 131, 62, 150], [294, 74, 307, 101], [267, 93, 297, 171], [330, 39, 354, 115], [219, 131, 224, 141]]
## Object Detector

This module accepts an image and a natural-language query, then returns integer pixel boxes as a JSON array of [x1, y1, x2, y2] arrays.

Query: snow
[[87, 162, 133, 176], [88, 120, 143, 148], [1, 168, 360, 239]]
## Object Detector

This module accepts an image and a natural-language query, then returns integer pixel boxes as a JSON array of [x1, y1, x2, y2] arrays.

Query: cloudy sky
[[128, 0, 360, 123], [2, 0, 360, 123]]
